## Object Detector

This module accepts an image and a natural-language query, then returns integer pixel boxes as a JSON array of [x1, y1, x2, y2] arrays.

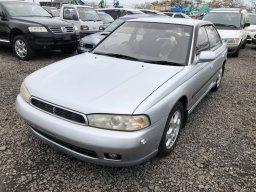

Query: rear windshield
[[2, 2, 51, 17], [203, 12, 241, 28]]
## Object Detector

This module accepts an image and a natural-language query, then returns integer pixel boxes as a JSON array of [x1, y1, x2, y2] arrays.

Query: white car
[[203, 8, 250, 57], [60, 5, 104, 37], [163, 12, 191, 19], [246, 13, 256, 44]]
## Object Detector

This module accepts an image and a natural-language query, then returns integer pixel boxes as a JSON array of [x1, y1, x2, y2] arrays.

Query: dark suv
[[0, 1, 78, 60]]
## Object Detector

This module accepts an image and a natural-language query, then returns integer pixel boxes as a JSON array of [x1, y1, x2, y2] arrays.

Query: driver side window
[[63, 7, 77, 20], [196, 26, 210, 54]]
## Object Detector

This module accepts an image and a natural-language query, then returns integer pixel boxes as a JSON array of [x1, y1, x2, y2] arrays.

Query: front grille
[[49, 26, 74, 34], [30, 98, 86, 124], [31, 126, 98, 158]]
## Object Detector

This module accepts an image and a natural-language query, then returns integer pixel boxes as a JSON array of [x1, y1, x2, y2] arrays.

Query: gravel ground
[[0, 45, 255, 192]]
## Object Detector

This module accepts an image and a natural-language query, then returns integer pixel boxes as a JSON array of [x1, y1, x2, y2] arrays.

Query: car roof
[[121, 14, 167, 19], [62, 4, 93, 8], [210, 8, 242, 13], [97, 8, 143, 12], [129, 17, 211, 26]]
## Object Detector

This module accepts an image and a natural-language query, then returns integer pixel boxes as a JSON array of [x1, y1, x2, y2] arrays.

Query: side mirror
[[244, 22, 250, 28], [72, 14, 78, 21], [0, 11, 6, 19], [198, 51, 216, 62]]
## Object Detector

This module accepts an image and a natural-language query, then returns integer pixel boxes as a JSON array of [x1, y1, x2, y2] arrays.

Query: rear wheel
[[241, 41, 246, 49], [158, 102, 184, 156], [12, 35, 34, 60], [212, 66, 224, 92], [232, 48, 239, 57]]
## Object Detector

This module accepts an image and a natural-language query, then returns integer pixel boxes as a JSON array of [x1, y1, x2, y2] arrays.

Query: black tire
[[232, 48, 239, 57], [12, 35, 35, 60], [241, 41, 246, 49], [212, 66, 224, 92], [61, 45, 77, 54], [158, 102, 184, 157]]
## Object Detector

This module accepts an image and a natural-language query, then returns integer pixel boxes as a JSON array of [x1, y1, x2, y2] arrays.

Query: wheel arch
[[10, 28, 24, 43], [177, 95, 188, 127]]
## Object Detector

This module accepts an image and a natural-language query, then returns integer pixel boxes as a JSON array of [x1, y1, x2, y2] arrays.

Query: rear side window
[[205, 25, 222, 49], [196, 26, 210, 53]]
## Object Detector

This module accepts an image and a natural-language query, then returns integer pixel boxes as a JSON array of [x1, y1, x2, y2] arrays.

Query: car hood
[[13, 17, 73, 27], [25, 53, 183, 114], [217, 29, 242, 39], [81, 32, 108, 45]]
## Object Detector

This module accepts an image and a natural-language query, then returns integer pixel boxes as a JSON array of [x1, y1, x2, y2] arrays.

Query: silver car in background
[[16, 18, 227, 166]]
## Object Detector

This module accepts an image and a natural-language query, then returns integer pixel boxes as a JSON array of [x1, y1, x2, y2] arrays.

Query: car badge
[[61, 27, 67, 33]]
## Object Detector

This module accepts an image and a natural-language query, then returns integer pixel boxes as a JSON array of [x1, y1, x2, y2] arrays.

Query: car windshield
[[93, 21, 192, 66], [50, 8, 60, 17], [97, 12, 114, 24], [249, 15, 256, 25], [77, 7, 101, 21], [2, 2, 51, 17], [203, 12, 241, 28], [104, 18, 127, 32]]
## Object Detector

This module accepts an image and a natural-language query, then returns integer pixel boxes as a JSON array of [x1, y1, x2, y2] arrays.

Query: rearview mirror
[[198, 51, 216, 62]]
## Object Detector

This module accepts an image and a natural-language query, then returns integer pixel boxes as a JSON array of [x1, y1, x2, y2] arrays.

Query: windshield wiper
[[144, 60, 184, 66], [214, 23, 238, 28], [93, 52, 141, 61]]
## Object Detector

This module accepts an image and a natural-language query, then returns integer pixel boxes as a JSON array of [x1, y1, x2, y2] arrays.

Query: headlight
[[28, 26, 48, 32], [80, 25, 89, 30], [74, 26, 79, 31], [79, 40, 84, 47], [20, 82, 31, 103], [223, 38, 240, 45], [87, 114, 150, 131], [99, 25, 104, 31]]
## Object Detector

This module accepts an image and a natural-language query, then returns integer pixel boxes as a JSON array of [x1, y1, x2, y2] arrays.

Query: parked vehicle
[[60, 4, 104, 37], [163, 12, 191, 19], [203, 8, 250, 57], [0, 1, 78, 60], [96, 11, 114, 29], [42, 6, 60, 18], [77, 14, 167, 53], [246, 13, 256, 44], [16, 18, 227, 166], [96, 8, 144, 20]]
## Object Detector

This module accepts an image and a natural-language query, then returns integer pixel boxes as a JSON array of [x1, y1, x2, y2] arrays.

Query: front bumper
[[16, 95, 165, 167], [27, 32, 78, 50], [226, 44, 239, 54], [77, 46, 92, 54]]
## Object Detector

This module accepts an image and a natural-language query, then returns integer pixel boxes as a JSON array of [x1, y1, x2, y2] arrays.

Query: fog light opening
[[104, 153, 122, 160]]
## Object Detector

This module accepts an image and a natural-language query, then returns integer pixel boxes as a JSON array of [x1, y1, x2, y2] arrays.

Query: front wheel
[[12, 35, 35, 60], [158, 102, 184, 157]]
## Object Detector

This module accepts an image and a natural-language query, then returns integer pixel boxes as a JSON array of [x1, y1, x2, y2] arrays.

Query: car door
[[0, 4, 9, 43], [205, 25, 225, 81], [188, 26, 213, 109]]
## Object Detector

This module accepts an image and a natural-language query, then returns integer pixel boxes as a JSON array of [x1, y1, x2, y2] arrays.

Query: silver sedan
[[16, 18, 227, 166]]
